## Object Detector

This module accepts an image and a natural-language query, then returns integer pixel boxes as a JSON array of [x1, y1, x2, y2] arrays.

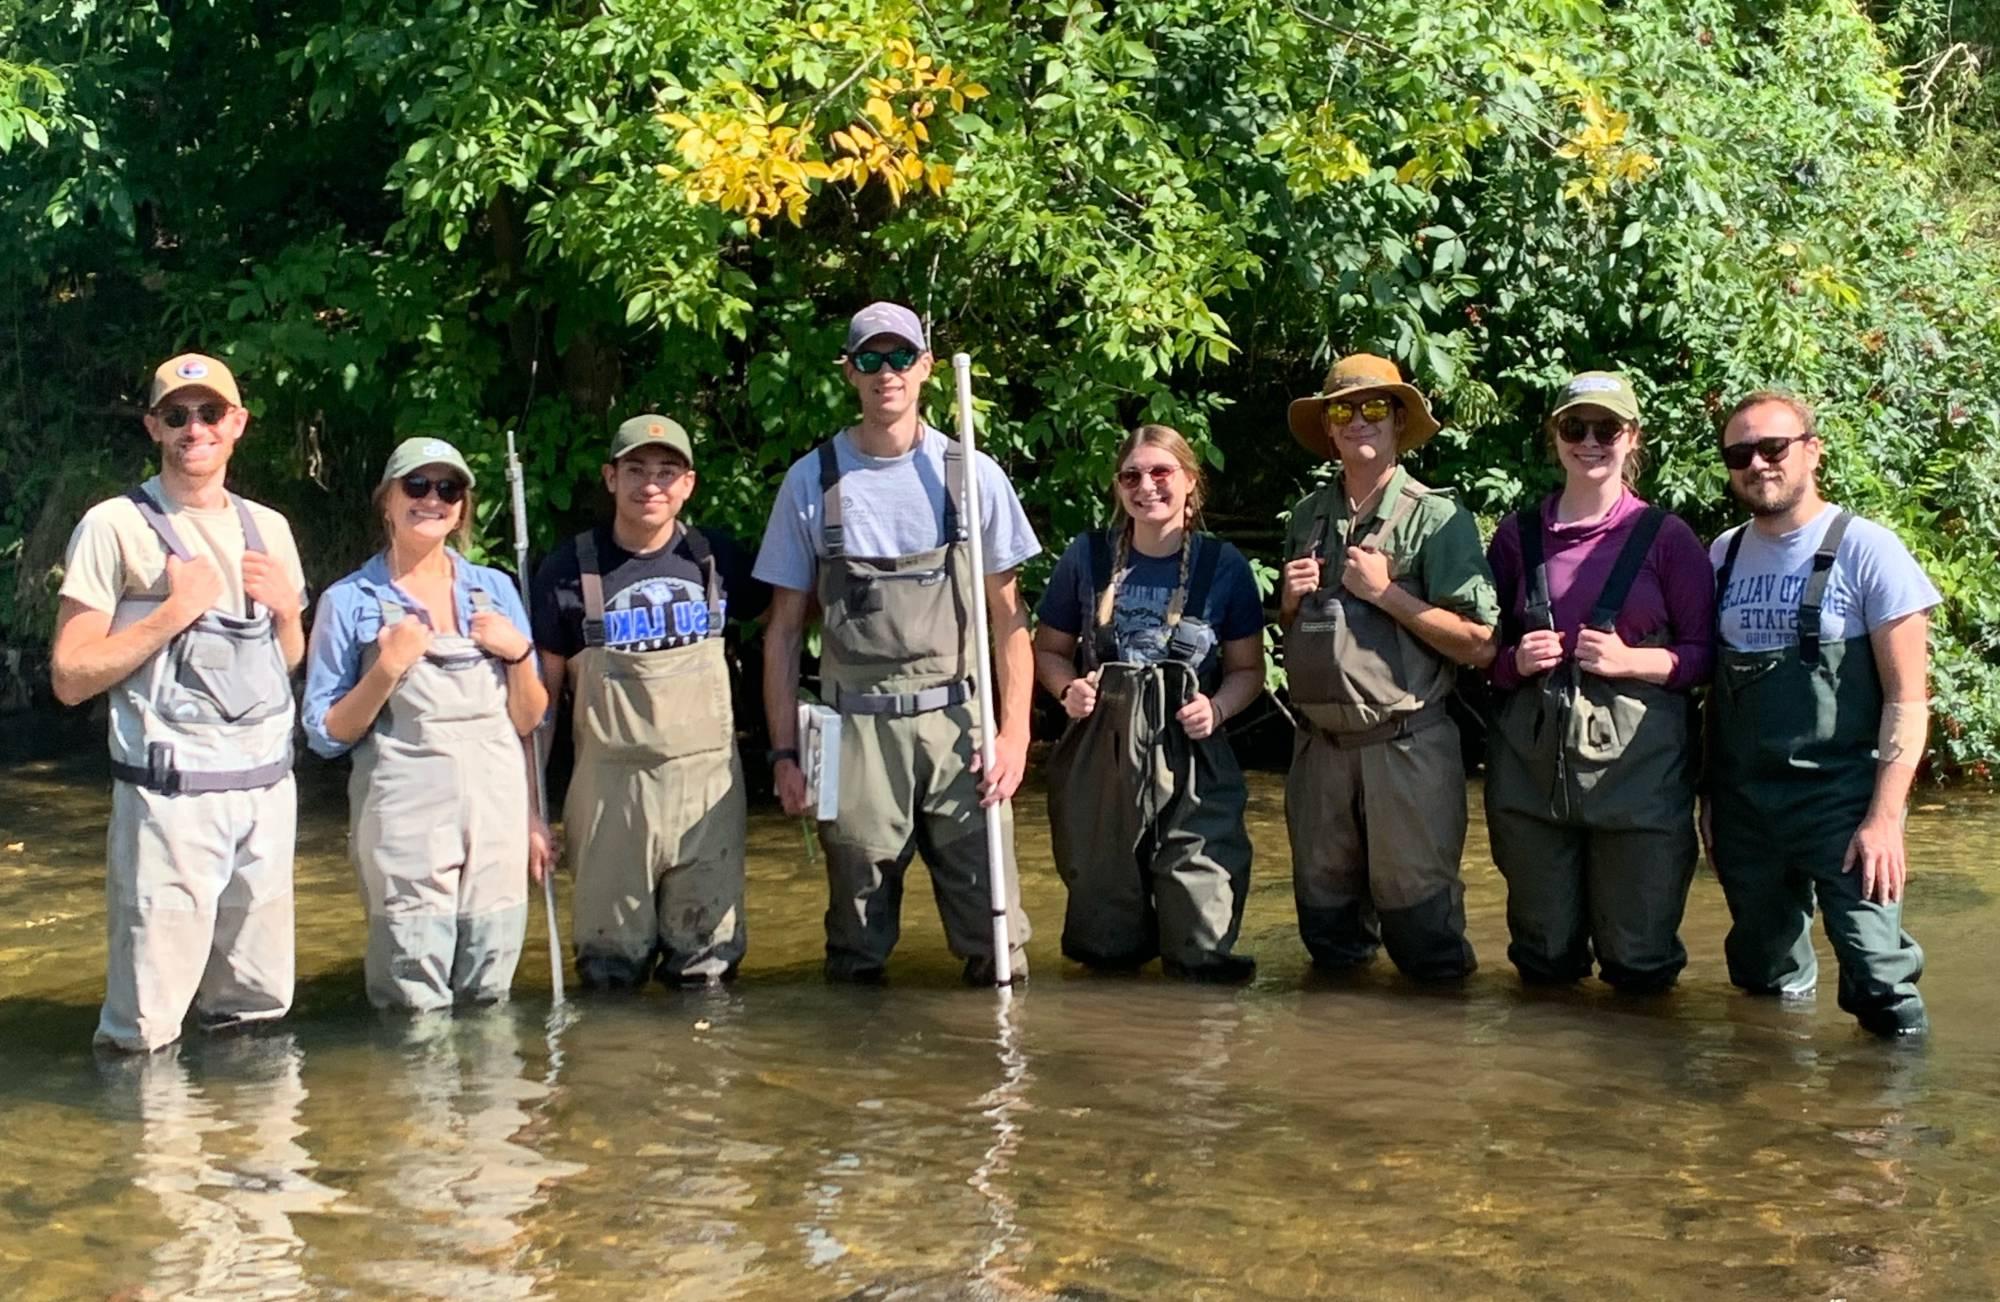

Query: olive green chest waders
[[813, 440, 1030, 983], [348, 590, 529, 1011], [1708, 513, 1925, 1035], [1283, 471, 1475, 980], [1484, 507, 1697, 992], [100, 488, 297, 1051], [565, 528, 746, 988], [1045, 533, 1255, 979]]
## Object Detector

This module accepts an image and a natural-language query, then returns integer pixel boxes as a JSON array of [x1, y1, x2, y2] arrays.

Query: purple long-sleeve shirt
[[1487, 490, 1715, 693]]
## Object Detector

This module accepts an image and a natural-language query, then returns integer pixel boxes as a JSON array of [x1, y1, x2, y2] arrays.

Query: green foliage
[[2, 0, 1998, 776]]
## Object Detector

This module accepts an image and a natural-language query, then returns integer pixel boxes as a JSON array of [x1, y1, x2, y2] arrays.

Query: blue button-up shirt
[[302, 549, 534, 759]]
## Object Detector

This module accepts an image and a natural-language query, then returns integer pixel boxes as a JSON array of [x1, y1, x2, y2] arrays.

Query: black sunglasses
[[849, 347, 921, 374], [156, 402, 230, 429], [1720, 433, 1813, 471], [400, 472, 468, 505], [1557, 417, 1626, 445]]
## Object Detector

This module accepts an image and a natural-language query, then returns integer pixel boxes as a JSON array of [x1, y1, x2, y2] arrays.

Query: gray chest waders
[[96, 488, 297, 1051], [812, 439, 1029, 982], [1045, 531, 1254, 977], [1483, 504, 1698, 991], [565, 527, 746, 987], [1282, 473, 1475, 981], [348, 588, 530, 1011], [1706, 512, 1924, 1031]]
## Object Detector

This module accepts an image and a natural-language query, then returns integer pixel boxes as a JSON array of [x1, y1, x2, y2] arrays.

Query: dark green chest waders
[[1483, 505, 1698, 991], [564, 526, 746, 989], [1282, 473, 1475, 982], [812, 440, 1030, 984], [1707, 512, 1925, 1034], [1045, 532, 1255, 979]]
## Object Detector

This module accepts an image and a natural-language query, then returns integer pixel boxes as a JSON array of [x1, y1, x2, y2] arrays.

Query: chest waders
[[1708, 512, 1925, 1034], [813, 439, 1030, 983], [98, 488, 296, 1051], [1484, 505, 1698, 992], [1045, 532, 1254, 979], [565, 527, 746, 988], [349, 589, 530, 1011], [1282, 471, 1475, 981]]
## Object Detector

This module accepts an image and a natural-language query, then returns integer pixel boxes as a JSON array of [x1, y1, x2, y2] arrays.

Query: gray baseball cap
[[381, 436, 475, 486], [609, 414, 694, 464], [842, 301, 927, 355]]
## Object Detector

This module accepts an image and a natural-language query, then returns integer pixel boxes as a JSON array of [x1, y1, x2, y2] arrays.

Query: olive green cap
[[609, 414, 694, 464], [381, 436, 475, 486], [1549, 370, 1641, 427]]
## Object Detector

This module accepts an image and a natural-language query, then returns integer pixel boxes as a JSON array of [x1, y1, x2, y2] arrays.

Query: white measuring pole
[[507, 430, 566, 1006], [952, 353, 1014, 987]]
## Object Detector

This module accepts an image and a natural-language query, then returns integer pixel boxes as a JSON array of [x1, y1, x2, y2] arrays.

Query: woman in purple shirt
[[1483, 372, 1715, 993]]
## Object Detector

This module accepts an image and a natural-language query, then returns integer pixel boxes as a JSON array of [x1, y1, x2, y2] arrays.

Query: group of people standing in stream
[[48, 298, 1938, 1055]]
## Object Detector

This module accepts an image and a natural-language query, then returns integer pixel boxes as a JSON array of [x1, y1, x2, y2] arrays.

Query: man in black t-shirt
[[529, 415, 765, 988]]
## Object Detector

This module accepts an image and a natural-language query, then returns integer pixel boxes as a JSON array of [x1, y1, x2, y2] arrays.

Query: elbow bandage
[[1878, 700, 1929, 768]]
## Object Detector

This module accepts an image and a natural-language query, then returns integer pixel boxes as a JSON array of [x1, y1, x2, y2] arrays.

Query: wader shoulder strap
[[1798, 510, 1852, 667], [469, 588, 496, 615], [1163, 534, 1224, 664], [1585, 506, 1667, 633], [126, 487, 195, 562], [1358, 481, 1423, 551], [1515, 506, 1554, 632], [818, 442, 846, 558], [576, 528, 608, 647], [941, 438, 967, 545], [682, 525, 725, 628], [1713, 527, 1747, 617], [1085, 529, 1118, 668]]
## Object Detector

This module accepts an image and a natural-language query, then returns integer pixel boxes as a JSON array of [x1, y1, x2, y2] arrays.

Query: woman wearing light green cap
[[303, 437, 552, 1011], [1482, 372, 1716, 992]]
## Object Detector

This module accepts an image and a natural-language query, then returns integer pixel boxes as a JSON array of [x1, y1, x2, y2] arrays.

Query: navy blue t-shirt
[[1036, 531, 1265, 688]]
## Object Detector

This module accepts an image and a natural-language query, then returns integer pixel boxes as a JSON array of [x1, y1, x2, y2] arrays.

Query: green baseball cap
[[1549, 370, 1641, 427], [381, 436, 475, 486], [609, 414, 694, 465]]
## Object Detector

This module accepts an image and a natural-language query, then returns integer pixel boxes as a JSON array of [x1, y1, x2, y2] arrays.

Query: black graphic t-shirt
[[531, 523, 768, 658]]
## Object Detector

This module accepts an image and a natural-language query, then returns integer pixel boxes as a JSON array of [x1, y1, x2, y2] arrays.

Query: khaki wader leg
[[99, 780, 297, 1052], [567, 760, 662, 987], [448, 735, 530, 1004], [1358, 719, 1475, 981], [654, 751, 748, 984], [1286, 731, 1378, 969]]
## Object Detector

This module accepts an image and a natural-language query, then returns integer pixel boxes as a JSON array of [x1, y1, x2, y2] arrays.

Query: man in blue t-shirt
[[755, 302, 1037, 984], [1705, 390, 1938, 1036]]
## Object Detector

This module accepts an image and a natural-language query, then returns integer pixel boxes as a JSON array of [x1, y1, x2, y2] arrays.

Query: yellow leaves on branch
[[1556, 92, 1659, 203], [655, 36, 986, 232], [1259, 104, 1371, 196]]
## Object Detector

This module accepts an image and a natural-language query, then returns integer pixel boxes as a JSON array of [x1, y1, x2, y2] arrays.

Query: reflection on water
[[5, 752, 2000, 1298]]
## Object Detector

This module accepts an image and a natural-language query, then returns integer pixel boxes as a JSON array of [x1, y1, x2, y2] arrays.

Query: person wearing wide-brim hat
[[303, 436, 549, 1011], [1277, 353, 1499, 981]]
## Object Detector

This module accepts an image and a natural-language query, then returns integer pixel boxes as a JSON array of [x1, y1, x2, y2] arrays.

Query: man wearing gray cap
[[50, 353, 308, 1050], [756, 301, 1038, 983], [531, 414, 767, 987]]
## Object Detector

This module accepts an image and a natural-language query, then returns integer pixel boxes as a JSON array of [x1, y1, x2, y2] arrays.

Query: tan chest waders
[[1282, 470, 1476, 981], [1045, 532, 1254, 979], [1707, 513, 1925, 1034], [564, 527, 745, 987], [1484, 505, 1698, 992], [348, 587, 529, 1011], [98, 487, 297, 1051], [812, 438, 1029, 983]]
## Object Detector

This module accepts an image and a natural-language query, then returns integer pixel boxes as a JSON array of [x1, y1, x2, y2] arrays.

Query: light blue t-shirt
[[1711, 506, 1940, 653], [302, 549, 534, 758], [752, 426, 1040, 592]]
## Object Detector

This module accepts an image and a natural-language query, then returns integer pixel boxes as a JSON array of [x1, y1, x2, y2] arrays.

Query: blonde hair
[[373, 479, 477, 552], [1094, 423, 1208, 630], [1723, 389, 1818, 441]]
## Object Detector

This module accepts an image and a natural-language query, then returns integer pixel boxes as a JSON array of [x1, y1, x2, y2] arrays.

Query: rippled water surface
[[5, 744, 2000, 1300]]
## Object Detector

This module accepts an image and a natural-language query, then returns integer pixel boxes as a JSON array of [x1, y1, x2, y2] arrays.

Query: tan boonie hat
[[609, 414, 694, 464], [149, 353, 242, 409], [1548, 370, 1641, 428], [1287, 353, 1441, 457], [381, 436, 476, 487]]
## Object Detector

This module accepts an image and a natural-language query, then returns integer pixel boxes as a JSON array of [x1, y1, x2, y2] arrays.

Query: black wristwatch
[[767, 747, 800, 769]]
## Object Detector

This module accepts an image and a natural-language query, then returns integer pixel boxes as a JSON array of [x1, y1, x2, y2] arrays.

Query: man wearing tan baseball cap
[[50, 352, 308, 1050], [529, 412, 767, 988], [1277, 353, 1499, 982]]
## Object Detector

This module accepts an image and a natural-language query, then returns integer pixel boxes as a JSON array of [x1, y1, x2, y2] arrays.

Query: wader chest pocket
[[584, 649, 731, 762], [172, 622, 285, 724]]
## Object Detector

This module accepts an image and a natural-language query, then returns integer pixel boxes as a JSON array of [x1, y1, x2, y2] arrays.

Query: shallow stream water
[[4, 746, 2000, 1300]]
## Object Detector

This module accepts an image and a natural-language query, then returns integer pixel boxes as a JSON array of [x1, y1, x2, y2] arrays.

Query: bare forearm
[[1033, 648, 1078, 700], [1211, 665, 1263, 723], [322, 660, 405, 745], [994, 623, 1034, 738], [1868, 759, 1918, 823], [504, 658, 548, 736], [763, 623, 803, 752], [276, 614, 306, 671], [51, 605, 189, 706], [1376, 587, 1495, 668]]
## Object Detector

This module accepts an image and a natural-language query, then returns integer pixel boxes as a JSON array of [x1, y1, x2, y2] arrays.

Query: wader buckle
[[147, 742, 182, 794]]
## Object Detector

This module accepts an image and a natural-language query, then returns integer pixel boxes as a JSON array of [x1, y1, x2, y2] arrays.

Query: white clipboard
[[797, 702, 841, 822]]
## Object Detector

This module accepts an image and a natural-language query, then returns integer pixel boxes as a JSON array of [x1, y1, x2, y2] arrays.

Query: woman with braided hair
[[1032, 424, 1266, 979]]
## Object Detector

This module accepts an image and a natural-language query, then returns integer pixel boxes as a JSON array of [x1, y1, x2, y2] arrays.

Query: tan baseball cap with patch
[[149, 353, 242, 409], [609, 414, 694, 464]]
